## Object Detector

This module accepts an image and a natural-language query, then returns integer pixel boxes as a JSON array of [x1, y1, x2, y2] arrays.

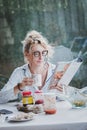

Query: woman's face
[[26, 44, 48, 66]]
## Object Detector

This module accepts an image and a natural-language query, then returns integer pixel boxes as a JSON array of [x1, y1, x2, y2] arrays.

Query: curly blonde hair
[[21, 30, 54, 62]]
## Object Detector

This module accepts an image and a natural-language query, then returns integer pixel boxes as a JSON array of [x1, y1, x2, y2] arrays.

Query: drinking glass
[[43, 93, 57, 114], [0, 114, 5, 123]]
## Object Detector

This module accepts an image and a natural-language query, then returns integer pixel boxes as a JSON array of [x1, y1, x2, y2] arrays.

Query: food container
[[22, 91, 34, 106], [34, 90, 44, 104], [43, 93, 57, 114], [68, 91, 87, 108], [64, 87, 87, 109]]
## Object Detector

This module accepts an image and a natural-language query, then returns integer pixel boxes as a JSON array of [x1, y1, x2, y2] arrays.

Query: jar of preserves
[[34, 90, 44, 104], [22, 91, 34, 106]]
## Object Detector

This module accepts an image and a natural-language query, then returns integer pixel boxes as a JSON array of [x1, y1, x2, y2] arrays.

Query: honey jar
[[22, 91, 34, 106]]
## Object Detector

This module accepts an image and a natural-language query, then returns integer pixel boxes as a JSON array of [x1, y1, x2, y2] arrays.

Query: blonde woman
[[0, 30, 62, 103]]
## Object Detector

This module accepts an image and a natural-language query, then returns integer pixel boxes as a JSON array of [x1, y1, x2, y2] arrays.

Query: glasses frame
[[32, 50, 48, 57]]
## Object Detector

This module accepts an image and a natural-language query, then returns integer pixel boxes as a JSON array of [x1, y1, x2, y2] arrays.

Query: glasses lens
[[32, 50, 48, 57], [42, 50, 48, 56], [33, 51, 40, 57]]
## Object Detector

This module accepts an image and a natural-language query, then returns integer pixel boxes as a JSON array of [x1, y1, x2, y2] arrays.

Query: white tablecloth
[[0, 101, 87, 130]]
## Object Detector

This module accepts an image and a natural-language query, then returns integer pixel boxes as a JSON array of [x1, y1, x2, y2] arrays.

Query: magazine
[[49, 58, 82, 89]]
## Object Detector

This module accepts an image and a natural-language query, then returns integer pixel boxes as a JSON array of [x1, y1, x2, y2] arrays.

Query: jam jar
[[34, 90, 44, 104], [22, 91, 34, 106]]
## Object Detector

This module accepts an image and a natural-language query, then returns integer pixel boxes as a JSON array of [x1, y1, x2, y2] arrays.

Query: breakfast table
[[0, 100, 87, 130]]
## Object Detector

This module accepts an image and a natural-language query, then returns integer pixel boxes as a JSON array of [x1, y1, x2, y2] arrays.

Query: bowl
[[68, 98, 86, 108], [66, 89, 87, 109], [56, 86, 87, 109]]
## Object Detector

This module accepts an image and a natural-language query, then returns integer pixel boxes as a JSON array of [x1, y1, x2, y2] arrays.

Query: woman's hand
[[22, 77, 34, 86], [14, 77, 34, 94], [20, 77, 34, 88], [49, 64, 70, 92], [49, 71, 64, 92], [54, 71, 64, 79], [49, 83, 63, 92]]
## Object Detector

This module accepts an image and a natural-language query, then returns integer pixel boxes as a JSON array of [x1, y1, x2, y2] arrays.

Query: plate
[[17, 104, 44, 114], [7, 112, 34, 122]]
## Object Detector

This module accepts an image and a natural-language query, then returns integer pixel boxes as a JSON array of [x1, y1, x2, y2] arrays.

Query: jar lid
[[22, 91, 32, 96], [35, 90, 43, 93]]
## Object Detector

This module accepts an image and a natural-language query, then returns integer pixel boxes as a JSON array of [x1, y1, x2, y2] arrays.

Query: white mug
[[32, 74, 42, 87]]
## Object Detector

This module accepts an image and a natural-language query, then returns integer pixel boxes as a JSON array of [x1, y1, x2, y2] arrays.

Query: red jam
[[34, 90, 44, 104], [44, 109, 57, 114]]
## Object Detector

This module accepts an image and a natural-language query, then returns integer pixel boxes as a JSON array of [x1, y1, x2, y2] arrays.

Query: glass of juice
[[43, 93, 57, 114]]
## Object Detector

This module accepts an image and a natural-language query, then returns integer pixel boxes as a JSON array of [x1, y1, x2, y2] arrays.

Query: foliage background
[[0, 0, 87, 88]]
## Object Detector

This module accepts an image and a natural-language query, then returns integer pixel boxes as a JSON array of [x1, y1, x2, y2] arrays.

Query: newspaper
[[49, 59, 82, 89]]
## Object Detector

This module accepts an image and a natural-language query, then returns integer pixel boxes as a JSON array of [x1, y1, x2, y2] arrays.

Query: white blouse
[[0, 62, 55, 103]]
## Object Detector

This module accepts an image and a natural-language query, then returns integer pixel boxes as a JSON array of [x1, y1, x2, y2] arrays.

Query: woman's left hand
[[49, 84, 63, 92]]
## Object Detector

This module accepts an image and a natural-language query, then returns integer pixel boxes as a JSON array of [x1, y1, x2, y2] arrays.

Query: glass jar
[[22, 91, 34, 106], [43, 93, 57, 114], [34, 90, 44, 104]]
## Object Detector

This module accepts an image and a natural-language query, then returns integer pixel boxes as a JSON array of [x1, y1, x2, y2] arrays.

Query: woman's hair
[[21, 30, 54, 62]]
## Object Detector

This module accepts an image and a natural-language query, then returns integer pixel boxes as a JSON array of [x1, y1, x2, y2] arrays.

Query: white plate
[[7, 113, 34, 122], [7, 117, 33, 122]]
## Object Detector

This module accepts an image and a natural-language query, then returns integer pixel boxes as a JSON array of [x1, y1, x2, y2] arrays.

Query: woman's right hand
[[20, 77, 34, 89], [14, 77, 34, 94]]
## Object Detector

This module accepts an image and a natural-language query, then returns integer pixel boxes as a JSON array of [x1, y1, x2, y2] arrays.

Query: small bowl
[[69, 99, 86, 109], [67, 90, 87, 109]]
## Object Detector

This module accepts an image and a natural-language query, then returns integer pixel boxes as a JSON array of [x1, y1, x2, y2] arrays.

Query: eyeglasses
[[32, 50, 48, 57]]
